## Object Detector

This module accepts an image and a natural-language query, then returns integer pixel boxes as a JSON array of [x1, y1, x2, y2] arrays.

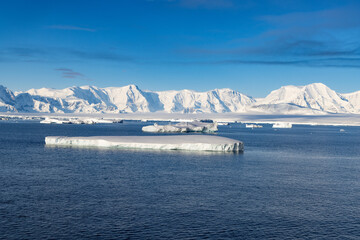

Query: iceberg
[[272, 122, 292, 128], [142, 121, 218, 133], [45, 135, 244, 152]]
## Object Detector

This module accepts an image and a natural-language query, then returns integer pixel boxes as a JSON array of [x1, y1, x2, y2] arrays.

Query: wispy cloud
[[175, 5, 360, 69], [212, 58, 360, 68], [170, 57, 360, 68], [0, 47, 134, 63], [69, 50, 134, 62], [55, 68, 90, 80], [258, 6, 360, 30], [47, 25, 96, 32]]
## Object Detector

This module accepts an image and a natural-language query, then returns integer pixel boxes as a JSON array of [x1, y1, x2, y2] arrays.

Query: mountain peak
[[127, 84, 139, 90]]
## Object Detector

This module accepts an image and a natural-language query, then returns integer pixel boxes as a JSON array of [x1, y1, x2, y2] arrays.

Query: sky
[[0, 0, 360, 97]]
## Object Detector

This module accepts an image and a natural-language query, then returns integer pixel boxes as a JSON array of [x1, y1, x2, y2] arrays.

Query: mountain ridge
[[1, 83, 360, 114]]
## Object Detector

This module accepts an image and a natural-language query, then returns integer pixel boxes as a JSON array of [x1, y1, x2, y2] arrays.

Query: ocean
[[1, 120, 359, 239]]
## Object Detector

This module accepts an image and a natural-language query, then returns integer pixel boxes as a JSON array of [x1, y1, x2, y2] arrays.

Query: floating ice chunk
[[272, 122, 292, 128], [40, 118, 71, 124], [142, 121, 218, 133], [45, 135, 243, 152]]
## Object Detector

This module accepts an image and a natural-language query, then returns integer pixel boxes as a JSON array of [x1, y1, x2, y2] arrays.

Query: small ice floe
[[272, 122, 292, 128], [142, 121, 218, 133], [217, 122, 229, 126], [245, 124, 263, 128], [45, 135, 243, 152], [340, 129, 345, 132]]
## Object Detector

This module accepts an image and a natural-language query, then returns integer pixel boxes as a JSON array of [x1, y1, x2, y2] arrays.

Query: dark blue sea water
[[1, 120, 360, 239]]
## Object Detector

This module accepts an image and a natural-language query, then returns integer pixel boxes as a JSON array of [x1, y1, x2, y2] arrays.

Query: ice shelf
[[45, 135, 243, 152]]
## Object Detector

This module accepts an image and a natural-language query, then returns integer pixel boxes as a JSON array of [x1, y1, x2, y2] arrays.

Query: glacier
[[45, 135, 244, 152], [142, 121, 218, 133], [2, 82, 360, 114]]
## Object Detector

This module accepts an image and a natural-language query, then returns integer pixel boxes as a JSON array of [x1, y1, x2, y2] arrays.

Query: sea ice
[[142, 121, 218, 133], [45, 135, 243, 152]]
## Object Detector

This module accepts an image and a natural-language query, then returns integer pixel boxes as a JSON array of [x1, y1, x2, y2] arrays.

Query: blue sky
[[0, 0, 360, 97]]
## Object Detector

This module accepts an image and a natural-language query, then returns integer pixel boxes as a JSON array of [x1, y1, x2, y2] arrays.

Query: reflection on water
[[45, 144, 244, 156]]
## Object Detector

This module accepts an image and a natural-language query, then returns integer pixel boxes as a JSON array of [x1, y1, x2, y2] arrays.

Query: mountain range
[[1, 83, 360, 114]]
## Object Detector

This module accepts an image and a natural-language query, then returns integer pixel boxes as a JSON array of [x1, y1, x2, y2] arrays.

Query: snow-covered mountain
[[1, 83, 360, 114], [252, 83, 355, 114], [0, 84, 255, 113]]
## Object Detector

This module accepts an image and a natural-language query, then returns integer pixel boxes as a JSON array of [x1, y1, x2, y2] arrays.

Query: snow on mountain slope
[[0, 85, 17, 112], [103, 85, 163, 113], [254, 83, 354, 113], [250, 103, 326, 115], [26, 86, 118, 113], [341, 91, 360, 112], [156, 88, 255, 113]]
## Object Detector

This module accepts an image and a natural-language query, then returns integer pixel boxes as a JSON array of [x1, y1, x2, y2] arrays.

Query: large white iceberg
[[45, 135, 243, 152], [142, 121, 218, 133]]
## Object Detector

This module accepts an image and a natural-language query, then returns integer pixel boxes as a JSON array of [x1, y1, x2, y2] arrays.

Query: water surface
[[0, 121, 359, 239]]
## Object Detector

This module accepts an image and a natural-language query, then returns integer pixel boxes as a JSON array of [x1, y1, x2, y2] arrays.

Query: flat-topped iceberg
[[142, 121, 218, 133], [45, 135, 243, 152]]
